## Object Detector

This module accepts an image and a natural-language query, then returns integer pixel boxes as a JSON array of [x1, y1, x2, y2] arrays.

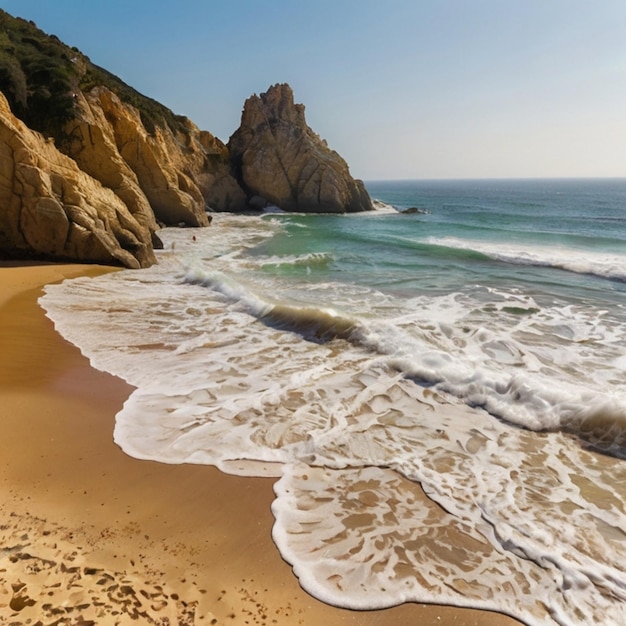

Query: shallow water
[[40, 179, 626, 625]]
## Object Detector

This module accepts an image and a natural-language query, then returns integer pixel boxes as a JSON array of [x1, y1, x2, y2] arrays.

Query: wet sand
[[0, 262, 523, 625]]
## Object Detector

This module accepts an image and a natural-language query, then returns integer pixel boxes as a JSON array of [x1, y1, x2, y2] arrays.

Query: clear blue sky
[[2, 0, 626, 180]]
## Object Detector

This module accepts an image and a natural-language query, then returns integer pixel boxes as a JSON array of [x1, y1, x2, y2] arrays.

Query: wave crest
[[183, 266, 626, 454], [427, 237, 626, 282], [184, 266, 362, 343]]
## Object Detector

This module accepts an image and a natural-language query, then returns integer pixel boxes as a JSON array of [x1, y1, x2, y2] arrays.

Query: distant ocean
[[40, 178, 626, 626]]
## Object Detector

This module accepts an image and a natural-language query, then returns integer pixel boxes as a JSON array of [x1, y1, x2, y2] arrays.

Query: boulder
[[400, 206, 429, 215], [228, 83, 372, 213], [0, 92, 156, 268]]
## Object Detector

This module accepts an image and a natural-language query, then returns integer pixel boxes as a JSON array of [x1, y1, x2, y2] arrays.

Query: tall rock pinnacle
[[228, 84, 373, 213]]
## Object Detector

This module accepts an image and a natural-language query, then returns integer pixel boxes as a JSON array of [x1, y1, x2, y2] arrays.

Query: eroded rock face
[[0, 92, 156, 268], [197, 129, 249, 213], [4, 13, 379, 266], [0, 82, 251, 267], [61, 89, 159, 235], [62, 87, 248, 225], [228, 83, 372, 213], [0, 78, 370, 267]]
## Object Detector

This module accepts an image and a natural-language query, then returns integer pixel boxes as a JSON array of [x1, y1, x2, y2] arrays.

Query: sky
[[2, 0, 626, 180]]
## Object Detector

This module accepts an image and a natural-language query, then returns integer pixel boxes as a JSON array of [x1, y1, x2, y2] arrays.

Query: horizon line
[[363, 175, 626, 183]]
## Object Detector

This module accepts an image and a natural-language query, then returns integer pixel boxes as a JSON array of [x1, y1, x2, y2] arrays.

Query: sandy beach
[[0, 262, 523, 625]]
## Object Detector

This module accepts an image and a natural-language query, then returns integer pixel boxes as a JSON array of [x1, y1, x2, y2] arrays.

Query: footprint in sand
[[9, 581, 36, 611]]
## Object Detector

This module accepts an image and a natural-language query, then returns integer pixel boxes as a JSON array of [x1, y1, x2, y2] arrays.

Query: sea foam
[[39, 215, 626, 626], [426, 236, 626, 282], [184, 261, 626, 451]]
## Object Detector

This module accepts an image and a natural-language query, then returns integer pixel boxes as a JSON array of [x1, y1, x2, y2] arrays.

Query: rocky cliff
[[228, 84, 372, 214], [0, 10, 250, 267], [0, 11, 373, 268], [0, 91, 156, 268], [62, 86, 247, 228]]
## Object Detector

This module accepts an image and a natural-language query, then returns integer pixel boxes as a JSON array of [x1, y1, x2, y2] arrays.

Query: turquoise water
[[260, 178, 626, 294], [40, 179, 626, 625]]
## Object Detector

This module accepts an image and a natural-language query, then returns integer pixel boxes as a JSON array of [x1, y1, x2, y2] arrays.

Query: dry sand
[[0, 262, 524, 625]]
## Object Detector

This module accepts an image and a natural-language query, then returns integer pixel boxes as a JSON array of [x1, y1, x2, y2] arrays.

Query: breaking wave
[[183, 265, 626, 455], [426, 237, 626, 282]]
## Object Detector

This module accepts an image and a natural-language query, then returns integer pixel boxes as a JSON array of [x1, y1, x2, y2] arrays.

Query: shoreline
[[0, 261, 523, 625]]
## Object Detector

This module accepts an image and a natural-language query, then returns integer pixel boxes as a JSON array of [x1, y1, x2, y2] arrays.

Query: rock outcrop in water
[[0, 10, 372, 267], [228, 83, 372, 214]]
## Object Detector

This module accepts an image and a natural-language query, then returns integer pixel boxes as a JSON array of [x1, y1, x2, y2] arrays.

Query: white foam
[[257, 251, 334, 269], [371, 199, 400, 214], [427, 236, 626, 282], [38, 214, 626, 626], [262, 204, 285, 214], [179, 262, 626, 443]]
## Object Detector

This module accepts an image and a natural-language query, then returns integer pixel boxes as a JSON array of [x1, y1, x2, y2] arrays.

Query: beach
[[0, 261, 524, 625]]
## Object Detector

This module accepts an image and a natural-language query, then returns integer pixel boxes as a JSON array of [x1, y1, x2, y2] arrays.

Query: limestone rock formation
[[197, 129, 249, 213], [0, 92, 156, 268], [60, 89, 159, 235], [0, 11, 374, 267], [0, 8, 249, 266], [62, 87, 247, 227], [228, 84, 372, 213]]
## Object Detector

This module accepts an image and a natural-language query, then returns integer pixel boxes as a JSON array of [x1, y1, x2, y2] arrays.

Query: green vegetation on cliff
[[0, 9, 187, 139]]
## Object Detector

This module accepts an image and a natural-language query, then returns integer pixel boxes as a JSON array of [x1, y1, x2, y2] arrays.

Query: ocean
[[40, 178, 626, 625]]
